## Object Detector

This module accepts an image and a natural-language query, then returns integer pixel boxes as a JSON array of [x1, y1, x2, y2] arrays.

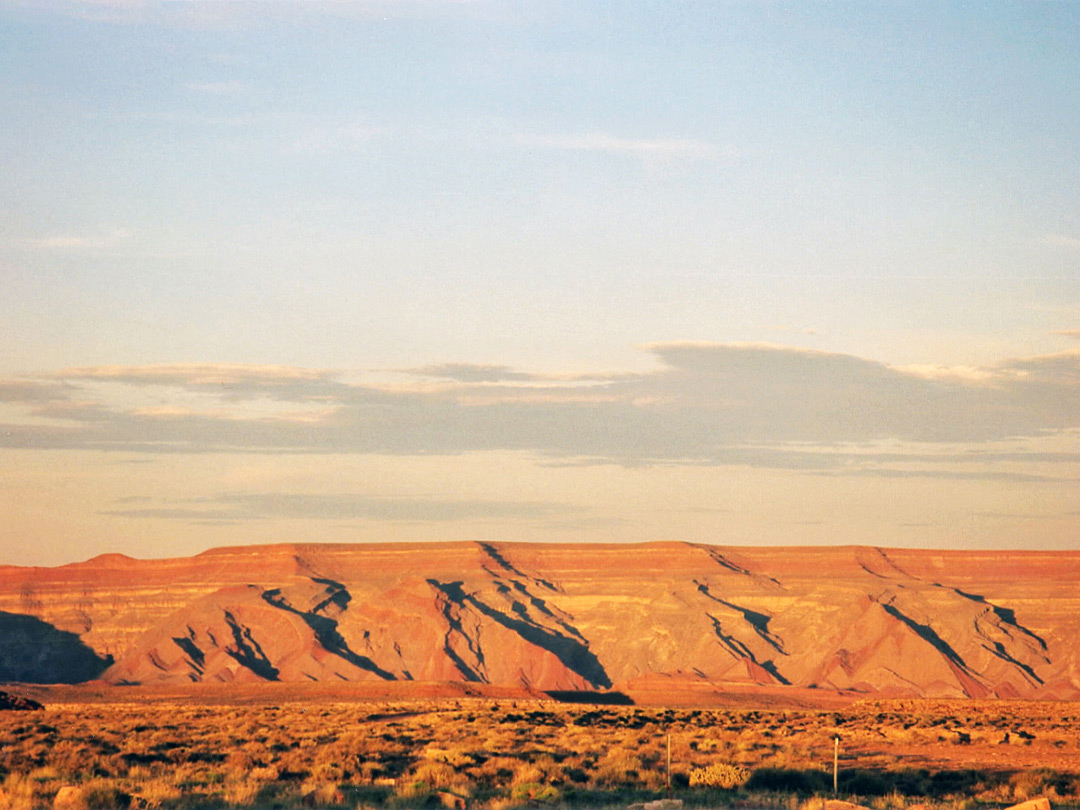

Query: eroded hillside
[[1, 542, 1078, 698]]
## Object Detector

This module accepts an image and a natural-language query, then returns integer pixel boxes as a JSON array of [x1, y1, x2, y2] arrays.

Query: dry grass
[[0, 695, 1078, 808]]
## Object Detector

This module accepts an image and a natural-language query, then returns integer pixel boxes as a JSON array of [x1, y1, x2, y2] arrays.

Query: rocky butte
[[1, 542, 1078, 700]]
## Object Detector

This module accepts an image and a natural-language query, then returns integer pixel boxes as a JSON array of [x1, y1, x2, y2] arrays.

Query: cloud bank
[[3, 344, 1079, 479]]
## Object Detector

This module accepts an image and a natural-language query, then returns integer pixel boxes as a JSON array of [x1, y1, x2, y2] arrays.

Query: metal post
[[833, 736, 839, 795]]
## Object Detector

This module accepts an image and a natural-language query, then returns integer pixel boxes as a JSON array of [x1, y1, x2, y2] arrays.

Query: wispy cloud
[[182, 80, 244, 95], [1044, 234, 1080, 250], [102, 492, 571, 523], [975, 511, 1072, 521], [284, 122, 383, 155], [55, 363, 336, 386], [515, 132, 725, 161], [18, 0, 502, 28], [812, 468, 1068, 484], [406, 363, 541, 383], [0, 380, 70, 403], [10, 228, 133, 253], [1051, 328, 1080, 340], [768, 325, 819, 336], [52, 363, 346, 401], [894, 364, 1000, 384]]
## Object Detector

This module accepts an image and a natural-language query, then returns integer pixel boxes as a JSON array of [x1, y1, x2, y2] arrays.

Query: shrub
[[1011, 768, 1071, 800], [840, 769, 891, 797], [689, 762, 751, 789], [80, 781, 131, 810], [592, 748, 644, 788], [411, 760, 468, 794], [927, 770, 981, 798], [510, 782, 560, 804], [300, 780, 345, 806], [886, 769, 930, 797], [132, 778, 182, 809], [222, 780, 262, 806], [391, 779, 432, 808], [0, 773, 37, 810], [512, 755, 560, 787], [748, 768, 829, 794], [565, 767, 588, 784]]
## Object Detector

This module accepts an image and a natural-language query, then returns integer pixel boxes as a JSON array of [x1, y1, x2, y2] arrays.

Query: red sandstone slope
[[1, 542, 1078, 698]]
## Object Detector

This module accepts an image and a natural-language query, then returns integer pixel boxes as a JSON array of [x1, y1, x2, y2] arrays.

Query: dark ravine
[[1, 541, 1078, 699]]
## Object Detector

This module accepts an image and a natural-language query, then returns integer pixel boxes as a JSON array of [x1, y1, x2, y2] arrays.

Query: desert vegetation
[[1, 695, 1079, 809]]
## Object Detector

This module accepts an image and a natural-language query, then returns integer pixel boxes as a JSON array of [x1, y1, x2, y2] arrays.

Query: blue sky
[[1, 1, 1079, 565]]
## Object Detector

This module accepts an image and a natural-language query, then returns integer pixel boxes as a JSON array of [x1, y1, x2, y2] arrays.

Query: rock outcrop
[[0, 690, 44, 710], [1, 542, 1078, 698]]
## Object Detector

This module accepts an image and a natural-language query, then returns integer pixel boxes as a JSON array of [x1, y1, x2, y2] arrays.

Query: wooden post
[[833, 736, 839, 795]]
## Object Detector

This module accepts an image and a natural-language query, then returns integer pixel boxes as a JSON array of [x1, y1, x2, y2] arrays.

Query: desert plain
[[2, 684, 1080, 810]]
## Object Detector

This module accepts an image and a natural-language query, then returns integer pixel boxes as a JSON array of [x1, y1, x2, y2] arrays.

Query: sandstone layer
[[1, 542, 1078, 698]]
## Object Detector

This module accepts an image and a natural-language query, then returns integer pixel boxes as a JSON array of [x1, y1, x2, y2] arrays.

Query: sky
[[1, 0, 1079, 567]]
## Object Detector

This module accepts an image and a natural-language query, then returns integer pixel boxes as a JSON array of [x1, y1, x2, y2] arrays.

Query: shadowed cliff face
[[1, 542, 1079, 698], [0, 612, 112, 683]]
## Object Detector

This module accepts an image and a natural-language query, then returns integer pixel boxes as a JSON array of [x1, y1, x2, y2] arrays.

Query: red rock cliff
[[1, 542, 1078, 698]]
